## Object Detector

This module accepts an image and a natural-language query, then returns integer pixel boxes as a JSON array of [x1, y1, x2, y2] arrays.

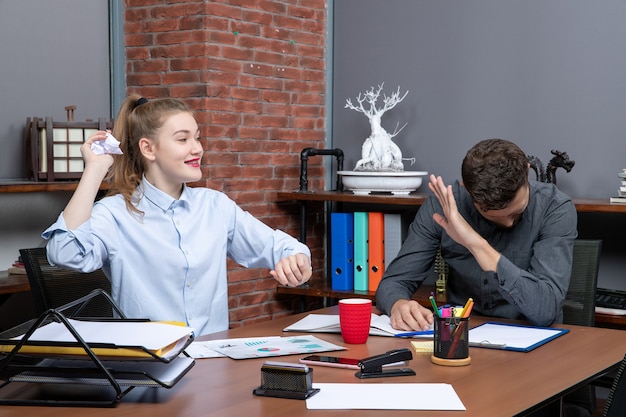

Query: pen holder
[[431, 316, 471, 366]]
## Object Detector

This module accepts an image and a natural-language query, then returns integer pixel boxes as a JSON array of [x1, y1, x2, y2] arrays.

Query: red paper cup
[[339, 298, 372, 344]]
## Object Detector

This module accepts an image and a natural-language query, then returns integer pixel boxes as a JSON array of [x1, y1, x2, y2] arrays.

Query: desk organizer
[[431, 316, 471, 367], [0, 290, 195, 407]]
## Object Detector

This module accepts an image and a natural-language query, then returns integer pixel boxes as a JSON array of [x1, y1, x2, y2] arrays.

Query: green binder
[[353, 212, 369, 292]]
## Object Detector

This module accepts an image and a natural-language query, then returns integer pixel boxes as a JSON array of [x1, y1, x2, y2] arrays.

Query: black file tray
[[0, 290, 195, 407]]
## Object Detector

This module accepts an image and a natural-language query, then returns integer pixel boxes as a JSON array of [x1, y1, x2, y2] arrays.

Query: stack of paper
[[3, 319, 195, 361], [468, 322, 569, 352]]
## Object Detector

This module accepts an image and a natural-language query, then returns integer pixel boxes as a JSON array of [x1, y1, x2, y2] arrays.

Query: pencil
[[459, 297, 473, 318], [461, 300, 474, 318]]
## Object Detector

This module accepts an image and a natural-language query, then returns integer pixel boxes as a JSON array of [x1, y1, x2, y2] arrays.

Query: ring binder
[[0, 290, 195, 407]]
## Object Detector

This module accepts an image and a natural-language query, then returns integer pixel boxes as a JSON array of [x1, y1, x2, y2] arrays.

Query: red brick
[[125, 0, 327, 328]]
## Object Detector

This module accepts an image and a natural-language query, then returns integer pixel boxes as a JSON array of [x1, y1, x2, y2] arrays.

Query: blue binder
[[330, 212, 354, 291], [353, 212, 369, 291]]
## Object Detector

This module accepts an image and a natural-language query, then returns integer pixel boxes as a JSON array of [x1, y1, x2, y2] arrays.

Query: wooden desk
[[2, 306, 626, 417]]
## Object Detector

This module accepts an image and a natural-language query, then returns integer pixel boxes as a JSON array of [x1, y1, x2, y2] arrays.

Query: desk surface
[[2, 307, 626, 417]]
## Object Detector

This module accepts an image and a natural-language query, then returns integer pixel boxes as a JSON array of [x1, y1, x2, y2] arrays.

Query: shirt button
[[483, 279, 489, 285]]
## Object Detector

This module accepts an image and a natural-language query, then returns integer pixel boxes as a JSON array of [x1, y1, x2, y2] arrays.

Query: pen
[[394, 330, 435, 338]]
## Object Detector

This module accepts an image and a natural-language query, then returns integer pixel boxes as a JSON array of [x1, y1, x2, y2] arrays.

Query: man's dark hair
[[461, 138, 529, 211]]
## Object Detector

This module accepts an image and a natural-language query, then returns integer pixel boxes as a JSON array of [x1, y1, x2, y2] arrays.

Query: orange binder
[[368, 212, 385, 292]]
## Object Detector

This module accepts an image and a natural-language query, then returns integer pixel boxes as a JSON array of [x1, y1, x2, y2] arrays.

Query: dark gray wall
[[332, 0, 626, 291], [0, 0, 112, 271], [0, 0, 111, 179], [332, 0, 626, 199]]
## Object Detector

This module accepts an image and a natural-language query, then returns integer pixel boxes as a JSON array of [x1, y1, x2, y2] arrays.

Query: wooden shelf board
[[277, 191, 626, 213], [276, 190, 428, 206], [0, 180, 111, 193]]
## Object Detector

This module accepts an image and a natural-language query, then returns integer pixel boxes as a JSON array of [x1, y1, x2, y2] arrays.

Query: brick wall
[[124, 0, 328, 328]]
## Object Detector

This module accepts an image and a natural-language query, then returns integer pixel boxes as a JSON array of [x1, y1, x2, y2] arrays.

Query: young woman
[[43, 95, 312, 335]]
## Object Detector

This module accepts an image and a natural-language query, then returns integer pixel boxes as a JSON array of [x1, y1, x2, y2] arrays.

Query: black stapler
[[355, 348, 416, 379]]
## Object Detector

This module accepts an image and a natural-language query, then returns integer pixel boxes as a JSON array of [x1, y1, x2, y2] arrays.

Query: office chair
[[562, 239, 603, 327], [562, 239, 603, 415], [19, 247, 113, 318], [602, 353, 626, 417]]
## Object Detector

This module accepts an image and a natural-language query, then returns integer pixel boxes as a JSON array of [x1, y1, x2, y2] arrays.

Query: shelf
[[277, 190, 428, 206], [277, 282, 446, 306], [277, 190, 626, 213], [0, 271, 30, 295], [0, 180, 111, 193], [572, 198, 626, 213]]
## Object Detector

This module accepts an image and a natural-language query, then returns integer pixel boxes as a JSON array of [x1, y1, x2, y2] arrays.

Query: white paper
[[203, 335, 345, 360], [306, 383, 465, 410], [184, 341, 226, 358], [283, 313, 432, 337], [14, 319, 194, 351], [468, 322, 565, 350]]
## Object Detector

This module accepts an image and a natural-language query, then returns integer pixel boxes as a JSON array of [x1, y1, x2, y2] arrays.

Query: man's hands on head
[[389, 299, 434, 331]]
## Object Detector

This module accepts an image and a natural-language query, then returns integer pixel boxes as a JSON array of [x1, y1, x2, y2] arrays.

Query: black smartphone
[[299, 355, 361, 369]]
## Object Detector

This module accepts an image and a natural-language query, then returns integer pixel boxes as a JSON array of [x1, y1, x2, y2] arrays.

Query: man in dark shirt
[[376, 138, 578, 332]]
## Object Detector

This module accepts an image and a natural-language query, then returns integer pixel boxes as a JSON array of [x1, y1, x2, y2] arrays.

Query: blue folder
[[330, 212, 354, 291], [468, 322, 570, 352]]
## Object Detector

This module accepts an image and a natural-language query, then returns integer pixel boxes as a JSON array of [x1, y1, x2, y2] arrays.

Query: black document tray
[[0, 290, 195, 407]]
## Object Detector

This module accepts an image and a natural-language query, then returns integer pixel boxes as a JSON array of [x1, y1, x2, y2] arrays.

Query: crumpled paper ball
[[91, 132, 123, 155]]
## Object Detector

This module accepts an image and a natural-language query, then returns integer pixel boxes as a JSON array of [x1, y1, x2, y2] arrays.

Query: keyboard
[[596, 288, 626, 310]]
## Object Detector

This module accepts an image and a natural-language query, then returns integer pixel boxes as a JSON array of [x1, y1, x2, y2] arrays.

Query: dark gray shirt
[[376, 180, 578, 326]]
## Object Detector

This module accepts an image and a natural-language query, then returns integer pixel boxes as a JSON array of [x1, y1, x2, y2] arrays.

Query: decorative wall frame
[[24, 108, 113, 182]]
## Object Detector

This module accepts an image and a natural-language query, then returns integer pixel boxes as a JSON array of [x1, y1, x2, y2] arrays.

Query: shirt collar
[[138, 176, 192, 211]]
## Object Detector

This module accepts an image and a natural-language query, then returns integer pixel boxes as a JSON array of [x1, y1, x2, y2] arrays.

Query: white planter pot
[[338, 170, 428, 195]]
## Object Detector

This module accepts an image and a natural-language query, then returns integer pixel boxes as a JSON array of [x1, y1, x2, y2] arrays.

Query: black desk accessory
[[253, 361, 320, 400], [355, 348, 416, 379], [0, 290, 195, 407]]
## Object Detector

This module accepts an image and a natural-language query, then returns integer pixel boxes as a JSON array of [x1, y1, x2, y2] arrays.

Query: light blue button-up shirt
[[43, 178, 310, 335]]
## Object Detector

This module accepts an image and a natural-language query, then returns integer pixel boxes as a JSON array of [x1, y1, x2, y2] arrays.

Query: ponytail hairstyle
[[106, 95, 192, 216]]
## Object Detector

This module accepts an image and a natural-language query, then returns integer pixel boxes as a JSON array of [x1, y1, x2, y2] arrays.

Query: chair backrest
[[19, 247, 113, 318], [562, 239, 602, 327], [603, 353, 626, 417]]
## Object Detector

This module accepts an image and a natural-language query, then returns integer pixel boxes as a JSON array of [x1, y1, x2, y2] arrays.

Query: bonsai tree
[[345, 83, 411, 172]]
